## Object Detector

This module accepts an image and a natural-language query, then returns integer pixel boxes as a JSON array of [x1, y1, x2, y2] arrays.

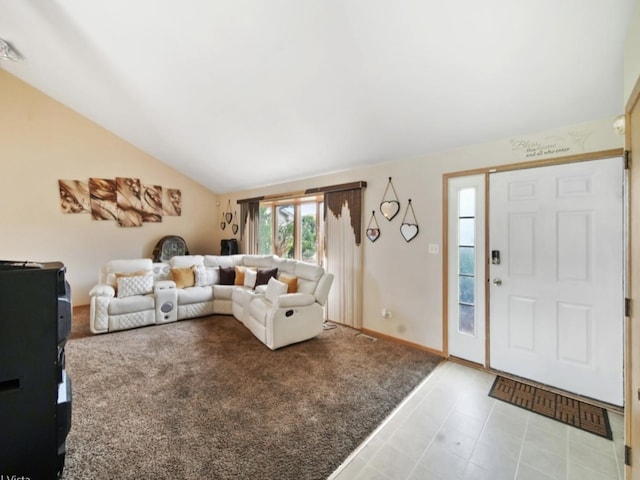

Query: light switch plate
[[428, 244, 439, 254]]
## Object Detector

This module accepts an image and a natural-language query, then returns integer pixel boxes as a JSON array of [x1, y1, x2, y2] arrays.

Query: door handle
[[492, 278, 502, 286]]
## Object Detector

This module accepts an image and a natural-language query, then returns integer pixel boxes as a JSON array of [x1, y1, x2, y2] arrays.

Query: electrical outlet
[[428, 244, 439, 254]]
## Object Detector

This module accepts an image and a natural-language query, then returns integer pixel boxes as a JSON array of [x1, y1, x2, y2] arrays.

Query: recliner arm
[[89, 284, 115, 297], [274, 293, 315, 308]]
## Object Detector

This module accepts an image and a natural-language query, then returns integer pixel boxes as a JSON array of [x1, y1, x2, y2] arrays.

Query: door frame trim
[[624, 72, 640, 477], [442, 148, 624, 363]]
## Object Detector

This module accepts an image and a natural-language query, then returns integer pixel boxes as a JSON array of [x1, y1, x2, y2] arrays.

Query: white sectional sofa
[[89, 254, 334, 350]]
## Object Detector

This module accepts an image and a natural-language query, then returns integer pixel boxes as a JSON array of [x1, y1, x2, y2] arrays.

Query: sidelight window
[[458, 188, 476, 335]]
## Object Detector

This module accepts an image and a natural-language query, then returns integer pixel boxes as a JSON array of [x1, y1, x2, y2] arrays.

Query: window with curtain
[[238, 181, 366, 326], [257, 195, 324, 264]]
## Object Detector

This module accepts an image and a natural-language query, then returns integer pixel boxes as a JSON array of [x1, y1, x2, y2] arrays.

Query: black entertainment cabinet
[[0, 261, 72, 479]]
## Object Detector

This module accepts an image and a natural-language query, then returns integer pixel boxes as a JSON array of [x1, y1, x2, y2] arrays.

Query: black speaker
[[0, 261, 72, 479], [221, 238, 238, 255]]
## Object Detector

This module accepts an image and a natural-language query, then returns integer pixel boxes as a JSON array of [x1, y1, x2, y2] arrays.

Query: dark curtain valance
[[324, 187, 365, 246], [236, 180, 367, 244], [239, 200, 259, 240]]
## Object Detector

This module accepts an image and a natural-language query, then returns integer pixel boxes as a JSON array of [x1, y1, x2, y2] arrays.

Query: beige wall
[[625, 0, 640, 103], [0, 70, 220, 305], [222, 117, 623, 352]]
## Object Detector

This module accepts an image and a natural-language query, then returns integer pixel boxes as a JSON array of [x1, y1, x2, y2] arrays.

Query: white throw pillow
[[265, 277, 288, 304], [117, 274, 153, 298], [194, 266, 213, 287], [244, 269, 257, 289]]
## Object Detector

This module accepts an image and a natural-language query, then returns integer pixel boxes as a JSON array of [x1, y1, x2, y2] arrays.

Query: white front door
[[447, 174, 486, 365], [489, 157, 624, 406]]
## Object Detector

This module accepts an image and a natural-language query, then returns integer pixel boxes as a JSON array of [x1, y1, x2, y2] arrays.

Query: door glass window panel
[[459, 276, 475, 304], [459, 218, 475, 245], [459, 304, 475, 335], [459, 188, 476, 217], [459, 246, 475, 274], [458, 188, 476, 335]]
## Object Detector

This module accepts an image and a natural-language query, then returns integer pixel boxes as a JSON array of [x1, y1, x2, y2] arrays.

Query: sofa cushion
[[116, 274, 153, 298], [204, 255, 233, 268], [249, 298, 270, 326], [232, 286, 259, 308], [242, 255, 274, 268], [169, 255, 204, 268], [177, 286, 213, 304], [294, 262, 324, 282], [219, 266, 235, 285], [296, 278, 317, 295], [266, 277, 288, 303], [105, 259, 153, 284], [171, 266, 196, 288], [213, 284, 235, 300], [108, 294, 154, 314], [277, 273, 298, 293], [273, 257, 297, 275], [256, 267, 278, 286]]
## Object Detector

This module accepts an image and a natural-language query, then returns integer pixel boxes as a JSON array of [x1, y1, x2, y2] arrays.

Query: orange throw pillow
[[234, 266, 246, 286], [171, 266, 196, 289], [277, 273, 298, 294]]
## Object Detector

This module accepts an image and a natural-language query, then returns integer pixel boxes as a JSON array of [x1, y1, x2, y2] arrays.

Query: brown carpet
[[489, 376, 612, 440], [62, 308, 442, 479]]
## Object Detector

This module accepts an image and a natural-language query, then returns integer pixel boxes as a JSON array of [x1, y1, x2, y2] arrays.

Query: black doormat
[[489, 376, 612, 440]]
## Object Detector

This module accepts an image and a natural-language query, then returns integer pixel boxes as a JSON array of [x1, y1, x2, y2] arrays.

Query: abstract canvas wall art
[[89, 178, 118, 221], [59, 180, 90, 214], [60, 177, 181, 227], [162, 188, 182, 216], [141, 184, 163, 223], [116, 177, 143, 227]]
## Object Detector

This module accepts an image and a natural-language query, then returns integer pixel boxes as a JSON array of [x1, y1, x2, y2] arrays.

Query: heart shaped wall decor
[[366, 228, 380, 242], [380, 201, 400, 221], [400, 223, 419, 242]]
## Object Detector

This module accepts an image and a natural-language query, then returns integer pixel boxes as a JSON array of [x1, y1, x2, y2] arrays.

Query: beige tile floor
[[329, 361, 624, 480]]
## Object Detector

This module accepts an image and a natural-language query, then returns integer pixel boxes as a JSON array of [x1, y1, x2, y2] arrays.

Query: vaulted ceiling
[[0, 1, 635, 193]]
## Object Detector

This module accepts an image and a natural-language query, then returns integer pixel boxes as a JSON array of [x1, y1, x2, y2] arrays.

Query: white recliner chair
[[244, 267, 334, 350]]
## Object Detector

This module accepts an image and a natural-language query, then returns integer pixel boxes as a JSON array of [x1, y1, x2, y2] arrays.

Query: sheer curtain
[[324, 187, 364, 329], [239, 200, 260, 254]]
